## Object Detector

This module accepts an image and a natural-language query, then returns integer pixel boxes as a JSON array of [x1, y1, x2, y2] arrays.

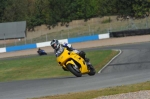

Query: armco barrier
[[0, 33, 110, 53], [36, 39, 68, 48], [6, 44, 37, 52], [0, 48, 6, 53], [98, 33, 110, 39], [68, 35, 99, 43]]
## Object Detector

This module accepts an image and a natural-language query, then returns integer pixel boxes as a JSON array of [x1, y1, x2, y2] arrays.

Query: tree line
[[0, 0, 150, 30]]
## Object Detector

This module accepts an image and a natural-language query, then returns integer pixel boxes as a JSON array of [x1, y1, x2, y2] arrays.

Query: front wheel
[[66, 64, 82, 77], [88, 65, 96, 76]]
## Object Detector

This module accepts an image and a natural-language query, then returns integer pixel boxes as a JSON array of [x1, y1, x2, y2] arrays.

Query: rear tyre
[[66, 64, 82, 77], [88, 65, 96, 76]]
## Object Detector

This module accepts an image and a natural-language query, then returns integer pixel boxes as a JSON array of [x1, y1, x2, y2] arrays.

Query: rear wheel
[[88, 64, 96, 76], [66, 64, 82, 77]]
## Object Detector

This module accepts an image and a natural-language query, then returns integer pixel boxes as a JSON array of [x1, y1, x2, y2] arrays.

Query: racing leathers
[[54, 43, 90, 65]]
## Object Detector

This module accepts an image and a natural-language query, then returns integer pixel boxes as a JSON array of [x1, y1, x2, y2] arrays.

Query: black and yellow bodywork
[[56, 48, 95, 77], [57, 48, 90, 74]]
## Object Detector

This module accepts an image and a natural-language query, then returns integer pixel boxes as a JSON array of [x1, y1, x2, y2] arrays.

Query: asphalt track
[[0, 42, 150, 99]]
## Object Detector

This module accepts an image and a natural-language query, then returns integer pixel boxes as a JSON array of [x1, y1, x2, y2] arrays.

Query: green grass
[[30, 50, 150, 99], [0, 50, 118, 82], [33, 81, 150, 99], [1, 50, 150, 99]]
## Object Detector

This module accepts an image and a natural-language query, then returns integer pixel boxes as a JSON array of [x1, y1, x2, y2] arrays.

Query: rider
[[50, 39, 90, 69], [37, 48, 47, 55]]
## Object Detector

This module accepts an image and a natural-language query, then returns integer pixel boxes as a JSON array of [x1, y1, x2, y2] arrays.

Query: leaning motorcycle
[[56, 47, 96, 77]]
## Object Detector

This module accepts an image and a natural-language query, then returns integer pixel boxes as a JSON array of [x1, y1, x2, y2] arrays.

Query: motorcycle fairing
[[57, 48, 90, 74]]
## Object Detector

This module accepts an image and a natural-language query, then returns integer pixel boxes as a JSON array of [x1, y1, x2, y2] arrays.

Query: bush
[[102, 17, 112, 24]]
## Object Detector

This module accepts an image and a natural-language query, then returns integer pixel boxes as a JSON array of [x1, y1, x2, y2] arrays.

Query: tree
[[2, 0, 30, 22], [75, 0, 99, 20], [34, 0, 49, 25], [46, 0, 99, 27], [46, 0, 74, 27], [0, 0, 9, 22], [26, 0, 49, 30], [98, 0, 116, 16], [115, 0, 150, 19]]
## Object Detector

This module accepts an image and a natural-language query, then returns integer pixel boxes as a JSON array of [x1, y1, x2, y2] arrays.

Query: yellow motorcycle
[[56, 47, 96, 77]]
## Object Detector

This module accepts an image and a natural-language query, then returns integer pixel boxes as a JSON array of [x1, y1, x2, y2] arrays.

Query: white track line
[[98, 49, 122, 73]]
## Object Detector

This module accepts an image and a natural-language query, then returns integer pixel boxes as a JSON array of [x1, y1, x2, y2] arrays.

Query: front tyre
[[66, 64, 82, 77]]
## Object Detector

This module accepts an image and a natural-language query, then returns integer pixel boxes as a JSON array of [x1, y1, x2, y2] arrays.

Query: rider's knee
[[79, 51, 86, 59]]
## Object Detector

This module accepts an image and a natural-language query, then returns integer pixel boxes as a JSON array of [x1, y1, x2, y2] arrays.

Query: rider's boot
[[85, 58, 92, 69]]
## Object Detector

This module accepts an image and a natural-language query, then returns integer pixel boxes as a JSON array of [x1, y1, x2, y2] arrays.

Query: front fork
[[66, 60, 80, 72]]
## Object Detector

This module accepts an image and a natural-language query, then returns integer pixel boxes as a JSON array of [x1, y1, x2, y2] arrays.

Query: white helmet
[[50, 39, 60, 50]]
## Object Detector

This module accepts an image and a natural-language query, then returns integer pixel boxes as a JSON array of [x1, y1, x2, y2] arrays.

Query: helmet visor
[[52, 43, 59, 49]]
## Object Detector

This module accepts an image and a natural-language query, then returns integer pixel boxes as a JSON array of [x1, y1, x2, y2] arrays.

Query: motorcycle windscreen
[[56, 48, 71, 65]]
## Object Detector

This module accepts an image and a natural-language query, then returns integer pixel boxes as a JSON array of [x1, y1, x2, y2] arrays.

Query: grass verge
[[0, 50, 118, 82], [32, 81, 150, 99]]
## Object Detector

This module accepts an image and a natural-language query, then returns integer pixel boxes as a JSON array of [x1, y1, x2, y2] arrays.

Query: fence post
[[46, 33, 48, 41], [3, 33, 6, 47], [88, 24, 91, 35], [67, 27, 70, 38], [146, 16, 148, 28], [24, 32, 26, 45]]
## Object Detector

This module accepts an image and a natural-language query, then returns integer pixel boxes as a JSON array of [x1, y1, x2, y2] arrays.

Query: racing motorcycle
[[56, 47, 96, 77], [37, 49, 47, 56]]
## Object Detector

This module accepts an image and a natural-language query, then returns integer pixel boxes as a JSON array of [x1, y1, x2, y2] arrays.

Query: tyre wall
[[110, 29, 150, 37]]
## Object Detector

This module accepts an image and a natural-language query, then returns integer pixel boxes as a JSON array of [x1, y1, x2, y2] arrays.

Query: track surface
[[0, 42, 150, 99]]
